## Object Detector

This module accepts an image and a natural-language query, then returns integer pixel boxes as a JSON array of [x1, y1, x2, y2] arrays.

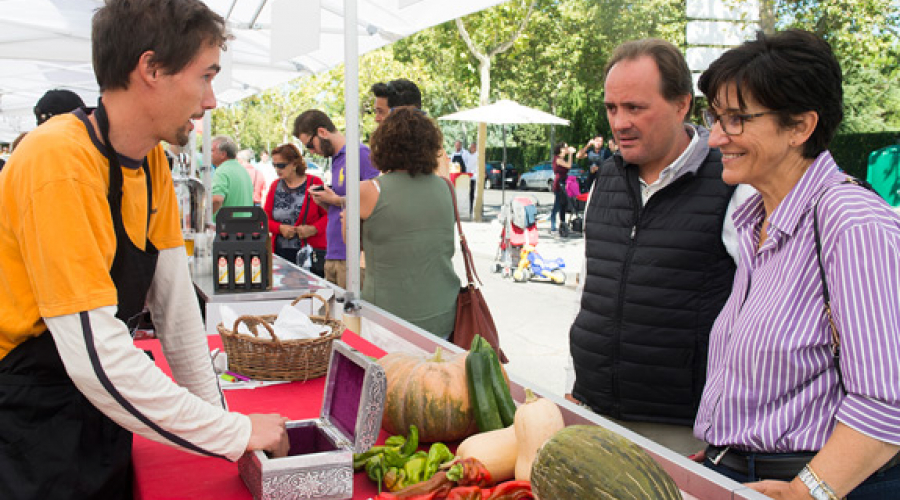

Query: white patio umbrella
[[438, 99, 569, 204]]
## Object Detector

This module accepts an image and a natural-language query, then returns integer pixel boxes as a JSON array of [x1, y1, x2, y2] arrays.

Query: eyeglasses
[[305, 135, 317, 152], [274, 162, 288, 169], [702, 109, 779, 136]]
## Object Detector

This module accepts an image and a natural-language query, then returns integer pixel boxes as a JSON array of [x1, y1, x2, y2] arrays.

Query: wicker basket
[[218, 293, 344, 381]]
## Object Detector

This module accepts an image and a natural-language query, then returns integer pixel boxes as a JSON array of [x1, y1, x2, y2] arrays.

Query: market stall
[[136, 268, 769, 499]]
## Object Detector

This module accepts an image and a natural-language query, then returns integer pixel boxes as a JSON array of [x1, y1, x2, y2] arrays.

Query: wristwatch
[[798, 464, 839, 500]]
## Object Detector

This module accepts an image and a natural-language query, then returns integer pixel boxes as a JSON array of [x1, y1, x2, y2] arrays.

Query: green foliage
[[774, 0, 900, 132], [830, 131, 900, 180], [208, 0, 898, 159]]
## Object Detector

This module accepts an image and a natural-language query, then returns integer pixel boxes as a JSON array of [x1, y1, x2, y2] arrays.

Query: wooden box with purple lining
[[237, 341, 386, 500]]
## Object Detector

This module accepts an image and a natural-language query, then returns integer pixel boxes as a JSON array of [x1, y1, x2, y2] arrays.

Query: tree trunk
[[759, 0, 776, 34]]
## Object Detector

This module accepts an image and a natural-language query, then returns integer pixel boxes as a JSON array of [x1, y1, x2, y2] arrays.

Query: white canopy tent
[[439, 99, 570, 205], [0, 0, 508, 302], [0, 0, 506, 133]]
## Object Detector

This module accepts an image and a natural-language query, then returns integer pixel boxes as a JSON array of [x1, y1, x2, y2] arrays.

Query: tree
[[769, 0, 900, 131], [454, 0, 539, 220]]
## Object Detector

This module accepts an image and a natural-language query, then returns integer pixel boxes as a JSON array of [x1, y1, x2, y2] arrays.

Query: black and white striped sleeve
[[46, 307, 252, 461]]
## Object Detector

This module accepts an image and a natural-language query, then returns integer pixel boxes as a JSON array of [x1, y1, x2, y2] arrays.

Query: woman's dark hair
[[271, 143, 307, 177], [370, 108, 442, 176], [92, 0, 230, 92], [698, 29, 843, 158], [553, 142, 567, 156]]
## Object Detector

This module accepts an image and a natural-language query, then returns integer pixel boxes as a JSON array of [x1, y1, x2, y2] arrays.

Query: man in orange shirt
[[0, 1, 288, 497]]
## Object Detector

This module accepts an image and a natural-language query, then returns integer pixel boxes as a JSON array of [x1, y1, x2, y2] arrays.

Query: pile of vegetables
[[373, 457, 533, 500], [354, 425, 455, 493], [371, 337, 681, 500]]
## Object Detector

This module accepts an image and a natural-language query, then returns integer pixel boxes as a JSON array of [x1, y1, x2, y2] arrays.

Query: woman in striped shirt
[[693, 30, 900, 499]]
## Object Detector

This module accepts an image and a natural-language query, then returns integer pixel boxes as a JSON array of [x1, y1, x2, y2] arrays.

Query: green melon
[[531, 425, 681, 500]]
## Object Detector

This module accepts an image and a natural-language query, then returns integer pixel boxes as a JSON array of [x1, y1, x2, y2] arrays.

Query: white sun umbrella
[[439, 99, 570, 204]]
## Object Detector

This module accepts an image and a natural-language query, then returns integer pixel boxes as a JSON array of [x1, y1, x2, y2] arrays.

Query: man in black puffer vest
[[568, 39, 749, 455]]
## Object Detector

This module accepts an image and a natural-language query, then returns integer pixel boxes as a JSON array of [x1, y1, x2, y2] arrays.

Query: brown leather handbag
[[443, 177, 507, 362]]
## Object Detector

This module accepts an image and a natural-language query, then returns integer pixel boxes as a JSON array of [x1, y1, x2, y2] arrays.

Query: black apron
[[0, 99, 159, 499]]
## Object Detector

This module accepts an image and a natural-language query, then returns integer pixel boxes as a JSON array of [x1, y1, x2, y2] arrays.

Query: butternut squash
[[513, 389, 566, 481], [455, 425, 517, 482]]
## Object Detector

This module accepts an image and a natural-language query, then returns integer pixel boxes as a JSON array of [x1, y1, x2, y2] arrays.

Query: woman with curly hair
[[355, 108, 459, 339]]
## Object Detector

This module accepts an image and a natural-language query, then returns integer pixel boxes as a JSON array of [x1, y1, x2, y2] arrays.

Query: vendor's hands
[[746, 479, 809, 499], [247, 413, 291, 458], [310, 185, 340, 208]]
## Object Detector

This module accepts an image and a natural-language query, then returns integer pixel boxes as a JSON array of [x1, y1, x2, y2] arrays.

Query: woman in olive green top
[[356, 108, 459, 339]]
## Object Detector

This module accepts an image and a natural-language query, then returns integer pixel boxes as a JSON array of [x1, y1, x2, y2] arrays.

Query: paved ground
[[452, 186, 585, 397]]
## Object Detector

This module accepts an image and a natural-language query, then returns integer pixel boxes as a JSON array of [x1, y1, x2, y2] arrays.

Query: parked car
[[484, 161, 519, 189], [519, 162, 591, 192], [518, 161, 554, 191]]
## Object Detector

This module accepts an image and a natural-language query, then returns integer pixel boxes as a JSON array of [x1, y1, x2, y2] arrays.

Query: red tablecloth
[[133, 332, 388, 499]]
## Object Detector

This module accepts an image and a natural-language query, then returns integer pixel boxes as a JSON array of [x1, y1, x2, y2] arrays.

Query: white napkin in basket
[[219, 304, 329, 341], [220, 305, 254, 335], [271, 304, 330, 340]]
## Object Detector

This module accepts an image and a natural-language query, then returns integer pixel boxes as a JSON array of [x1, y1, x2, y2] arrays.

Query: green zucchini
[[465, 349, 504, 432], [484, 345, 516, 427]]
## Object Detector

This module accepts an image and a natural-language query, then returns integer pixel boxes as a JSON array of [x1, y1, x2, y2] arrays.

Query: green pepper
[[353, 445, 387, 470], [366, 454, 386, 493], [399, 425, 419, 457], [383, 447, 408, 468], [424, 442, 454, 480], [385, 434, 407, 448], [402, 456, 428, 485]]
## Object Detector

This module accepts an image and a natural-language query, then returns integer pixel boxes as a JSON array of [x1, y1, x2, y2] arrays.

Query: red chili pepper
[[445, 485, 483, 500], [446, 458, 494, 488], [481, 481, 533, 499], [375, 471, 455, 499]]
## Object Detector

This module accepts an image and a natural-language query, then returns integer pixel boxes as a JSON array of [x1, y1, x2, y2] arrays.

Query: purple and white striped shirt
[[694, 151, 900, 452]]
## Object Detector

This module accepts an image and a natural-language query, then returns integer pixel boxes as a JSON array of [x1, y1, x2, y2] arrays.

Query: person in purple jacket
[[293, 109, 379, 289], [694, 29, 900, 499]]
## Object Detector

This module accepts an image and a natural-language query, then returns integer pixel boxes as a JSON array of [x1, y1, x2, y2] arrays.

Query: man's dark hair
[[34, 89, 85, 125], [370, 79, 422, 109], [605, 38, 693, 108], [698, 29, 842, 159], [370, 108, 442, 176], [212, 136, 238, 159], [293, 109, 337, 138], [92, 0, 230, 91]]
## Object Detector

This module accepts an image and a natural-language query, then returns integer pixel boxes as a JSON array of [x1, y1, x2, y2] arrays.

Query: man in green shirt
[[210, 135, 253, 219]]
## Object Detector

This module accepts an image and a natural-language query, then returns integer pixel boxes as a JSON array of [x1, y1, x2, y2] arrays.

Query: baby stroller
[[493, 196, 539, 278], [562, 175, 584, 235]]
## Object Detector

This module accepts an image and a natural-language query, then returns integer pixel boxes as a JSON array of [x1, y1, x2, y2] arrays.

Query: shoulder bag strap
[[443, 177, 481, 287], [813, 176, 872, 393], [812, 190, 842, 391], [298, 180, 312, 246]]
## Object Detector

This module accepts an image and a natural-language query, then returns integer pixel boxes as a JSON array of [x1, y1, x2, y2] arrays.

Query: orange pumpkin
[[378, 347, 479, 443]]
